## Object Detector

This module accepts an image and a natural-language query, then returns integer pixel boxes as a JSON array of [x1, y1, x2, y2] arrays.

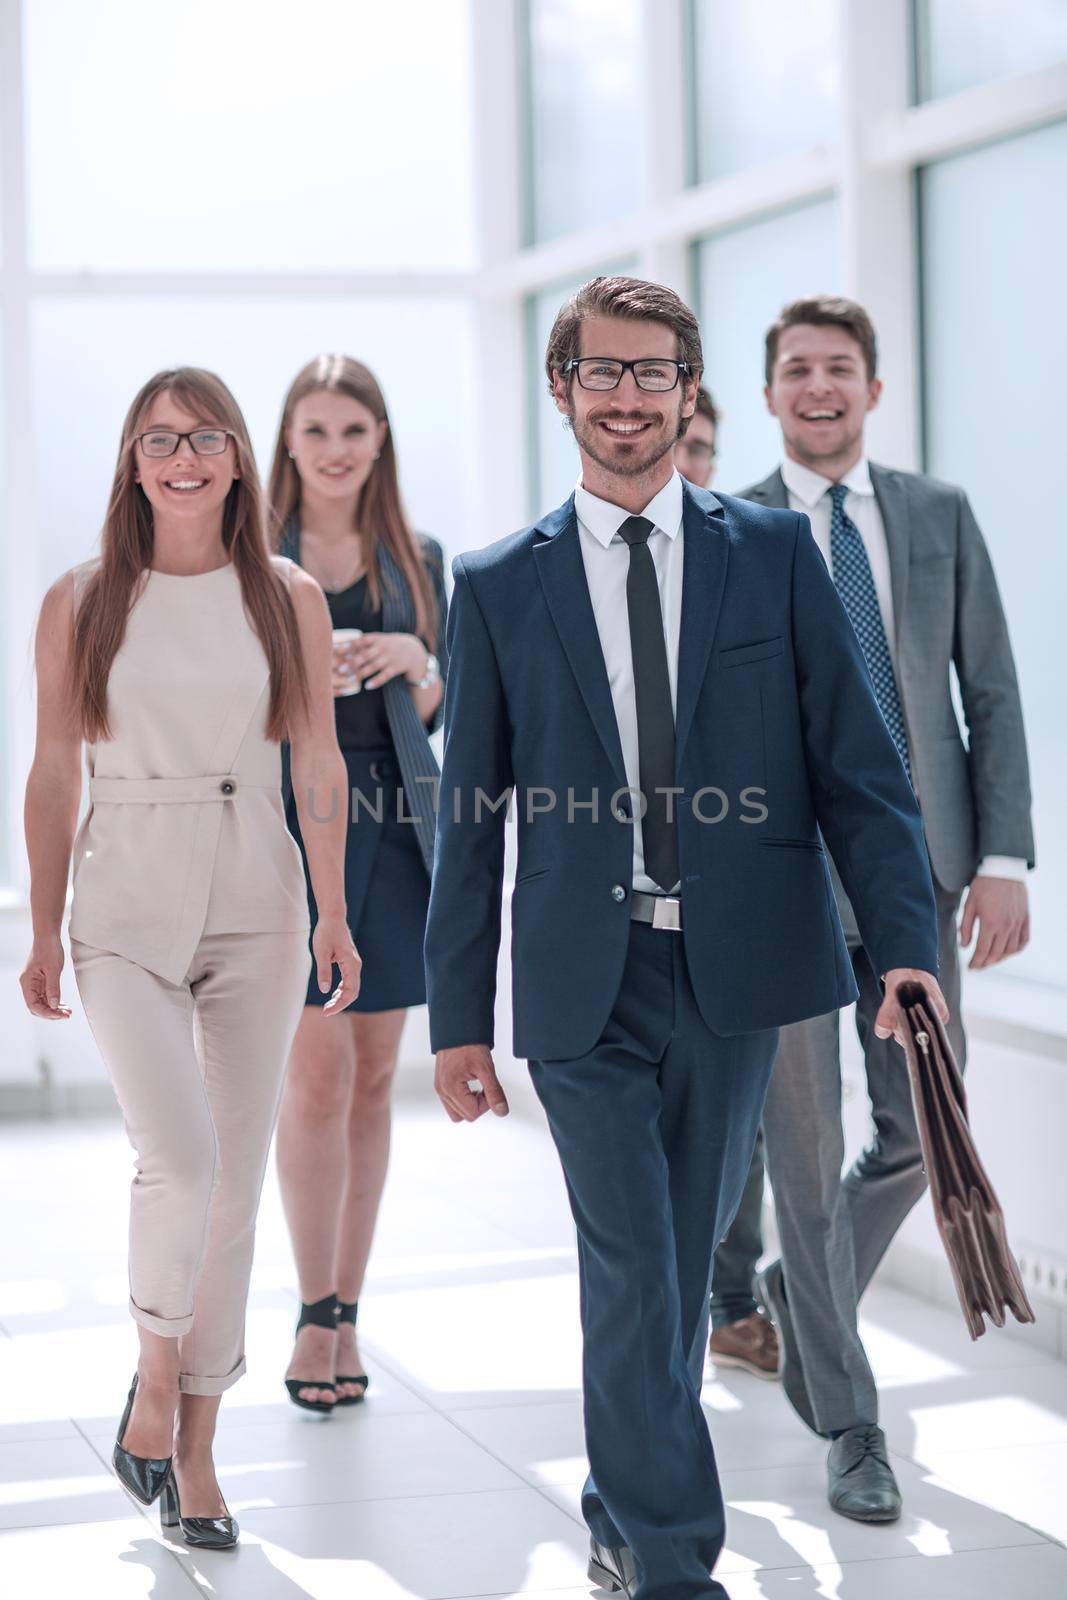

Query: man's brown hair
[[693, 385, 720, 430], [544, 275, 704, 395], [764, 295, 878, 385]]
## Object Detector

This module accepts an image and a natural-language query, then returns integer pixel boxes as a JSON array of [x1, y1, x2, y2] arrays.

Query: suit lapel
[[870, 464, 911, 652], [675, 486, 729, 769], [533, 498, 627, 788]]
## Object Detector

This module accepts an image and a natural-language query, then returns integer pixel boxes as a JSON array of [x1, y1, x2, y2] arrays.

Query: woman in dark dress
[[268, 355, 447, 1411]]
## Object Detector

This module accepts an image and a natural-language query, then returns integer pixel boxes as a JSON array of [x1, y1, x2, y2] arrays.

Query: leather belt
[[89, 775, 249, 803], [630, 890, 683, 931]]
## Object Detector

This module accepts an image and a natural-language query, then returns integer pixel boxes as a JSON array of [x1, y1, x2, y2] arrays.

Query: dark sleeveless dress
[[284, 550, 442, 1013]]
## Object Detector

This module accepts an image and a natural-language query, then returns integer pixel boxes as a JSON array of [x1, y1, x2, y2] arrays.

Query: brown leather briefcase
[[895, 980, 1036, 1340]]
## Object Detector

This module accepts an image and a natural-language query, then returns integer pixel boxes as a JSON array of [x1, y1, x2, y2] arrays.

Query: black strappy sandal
[[334, 1299, 370, 1406], [284, 1293, 339, 1414]]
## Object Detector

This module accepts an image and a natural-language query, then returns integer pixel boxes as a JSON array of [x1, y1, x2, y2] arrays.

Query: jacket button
[[220, 780, 235, 796], [611, 884, 627, 902]]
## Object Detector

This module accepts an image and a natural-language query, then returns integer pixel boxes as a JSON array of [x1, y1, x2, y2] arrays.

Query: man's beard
[[569, 403, 686, 480]]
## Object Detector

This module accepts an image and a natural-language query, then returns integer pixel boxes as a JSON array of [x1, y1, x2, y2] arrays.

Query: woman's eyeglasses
[[134, 428, 234, 458]]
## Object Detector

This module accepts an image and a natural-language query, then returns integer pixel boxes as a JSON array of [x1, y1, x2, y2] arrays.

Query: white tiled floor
[[1, 1094, 1064, 1598]]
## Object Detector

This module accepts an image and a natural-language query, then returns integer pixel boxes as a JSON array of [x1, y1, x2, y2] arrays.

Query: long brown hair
[[267, 355, 436, 651], [71, 367, 309, 744]]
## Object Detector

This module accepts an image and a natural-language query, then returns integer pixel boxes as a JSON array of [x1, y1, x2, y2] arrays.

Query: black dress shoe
[[112, 1373, 173, 1506], [160, 1472, 239, 1549], [756, 1261, 818, 1434], [588, 1538, 637, 1597], [827, 1424, 902, 1522]]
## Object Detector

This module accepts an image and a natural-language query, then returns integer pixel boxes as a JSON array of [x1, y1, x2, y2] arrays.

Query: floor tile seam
[[72, 1414, 125, 1474], [527, 1481, 586, 1531], [429, 1400, 584, 1509], [239, 1481, 546, 1516], [429, 1395, 584, 1415], [0, 1507, 156, 1534], [718, 1536, 1063, 1578], [387, 1585, 590, 1600], [782, 1437, 1062, 1525], [0, 1480, 540, 1537], [893, 1433, 1067, 1463], [890, 1438, 1067, 1551], [352, 1338, 581, 1417], [76, 1403, 431, 1440], [67, 1416, 172, 1540], [0, 1504, 205, 1596]]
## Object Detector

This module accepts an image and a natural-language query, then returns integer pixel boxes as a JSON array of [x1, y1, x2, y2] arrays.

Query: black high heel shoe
[[335, 1299, 370, 1406], [284, 1292, 338, 1414], [160, 1472, 238, 1549], [112, 1373, 173, 1505]]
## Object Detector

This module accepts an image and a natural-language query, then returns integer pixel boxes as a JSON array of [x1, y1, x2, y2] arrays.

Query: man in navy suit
[[424, 276, 946, 1600]]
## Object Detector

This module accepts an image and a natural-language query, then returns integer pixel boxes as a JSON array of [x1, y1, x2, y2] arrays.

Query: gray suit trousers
[[760, 875, 964, 1435]]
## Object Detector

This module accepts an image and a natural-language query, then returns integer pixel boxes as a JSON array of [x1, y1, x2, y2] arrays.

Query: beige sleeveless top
[[68, 554, 310, 983]]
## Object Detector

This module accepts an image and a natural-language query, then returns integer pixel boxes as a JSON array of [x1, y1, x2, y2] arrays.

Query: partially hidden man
[[423, 276, 948, 1600]]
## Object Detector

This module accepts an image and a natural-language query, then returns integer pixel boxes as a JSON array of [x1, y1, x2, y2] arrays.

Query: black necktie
[[617, 515, 679, 893]]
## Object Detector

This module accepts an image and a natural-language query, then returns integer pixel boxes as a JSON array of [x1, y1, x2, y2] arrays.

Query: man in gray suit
[[740, 295, 1034, 1523]]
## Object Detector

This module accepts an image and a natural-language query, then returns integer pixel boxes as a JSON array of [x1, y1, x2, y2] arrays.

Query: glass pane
[[0, 327, 8, 885], [526, 265, 638, 515], [693, 197, 840, 493], [921, 121, 1067, 988], [24, 0, 475, 271], [915, 0, 1067, 101], [688, 0, 839, 182], [524, 0, 642, 244], [31, 296, 475, 588]]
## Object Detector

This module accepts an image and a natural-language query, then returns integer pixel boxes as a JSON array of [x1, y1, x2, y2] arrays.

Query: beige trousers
[[71, 929, 309, 1395]]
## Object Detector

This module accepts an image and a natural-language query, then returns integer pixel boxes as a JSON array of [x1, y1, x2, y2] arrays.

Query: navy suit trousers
[[530, 919, 778, 1600]]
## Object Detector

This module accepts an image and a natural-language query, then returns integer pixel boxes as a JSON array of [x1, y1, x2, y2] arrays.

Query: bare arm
[[19, 574, 81, 1018], [286, 566, 362, 1014], [409, 663, 444, 729]]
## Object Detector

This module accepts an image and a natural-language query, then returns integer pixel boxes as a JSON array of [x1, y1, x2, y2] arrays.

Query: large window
[[522, 0, 642, 244], [693, 198, 840, 494], [0, 0, 477, 900], [32, 296, 477, 589], [920, 120, 1067, 988], [687, 0, 839, 182], [914, 0, 1067, 103], [0, 324, 8, 889], [23, 0, 476, 272]]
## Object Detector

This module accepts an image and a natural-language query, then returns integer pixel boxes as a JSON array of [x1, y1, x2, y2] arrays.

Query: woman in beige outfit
[[19, 367, 360, 1549]]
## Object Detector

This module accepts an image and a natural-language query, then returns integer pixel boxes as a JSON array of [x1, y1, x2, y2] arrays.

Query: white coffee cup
[[332, 628, 363, 695]]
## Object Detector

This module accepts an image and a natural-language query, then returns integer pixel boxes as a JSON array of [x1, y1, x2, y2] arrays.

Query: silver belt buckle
[[652, 895, 681, 931]]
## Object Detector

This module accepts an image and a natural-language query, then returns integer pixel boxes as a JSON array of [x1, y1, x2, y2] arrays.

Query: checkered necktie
[[828, 484, 912, 783]]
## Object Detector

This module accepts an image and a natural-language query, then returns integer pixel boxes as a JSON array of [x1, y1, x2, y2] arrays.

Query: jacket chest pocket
[[718, 636, 783, 670]]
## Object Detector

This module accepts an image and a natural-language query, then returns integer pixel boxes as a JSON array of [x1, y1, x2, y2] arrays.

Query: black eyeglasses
[[134, 428, 234, 458], [564, 357, 692, 393]]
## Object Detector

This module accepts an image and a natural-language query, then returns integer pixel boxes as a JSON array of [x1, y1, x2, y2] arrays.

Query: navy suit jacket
[[424, 483, 939, 1062]]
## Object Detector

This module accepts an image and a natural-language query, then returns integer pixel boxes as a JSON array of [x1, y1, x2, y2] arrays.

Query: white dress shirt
[[574, 471, 684, 895], [781, 454, 1025, 884]]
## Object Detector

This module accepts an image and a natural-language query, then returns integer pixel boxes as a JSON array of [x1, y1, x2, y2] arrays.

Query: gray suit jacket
[[739, 464, 1034, 894]]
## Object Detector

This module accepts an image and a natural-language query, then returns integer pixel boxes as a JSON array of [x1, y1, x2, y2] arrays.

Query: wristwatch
[[412, 651, 440, 689]]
